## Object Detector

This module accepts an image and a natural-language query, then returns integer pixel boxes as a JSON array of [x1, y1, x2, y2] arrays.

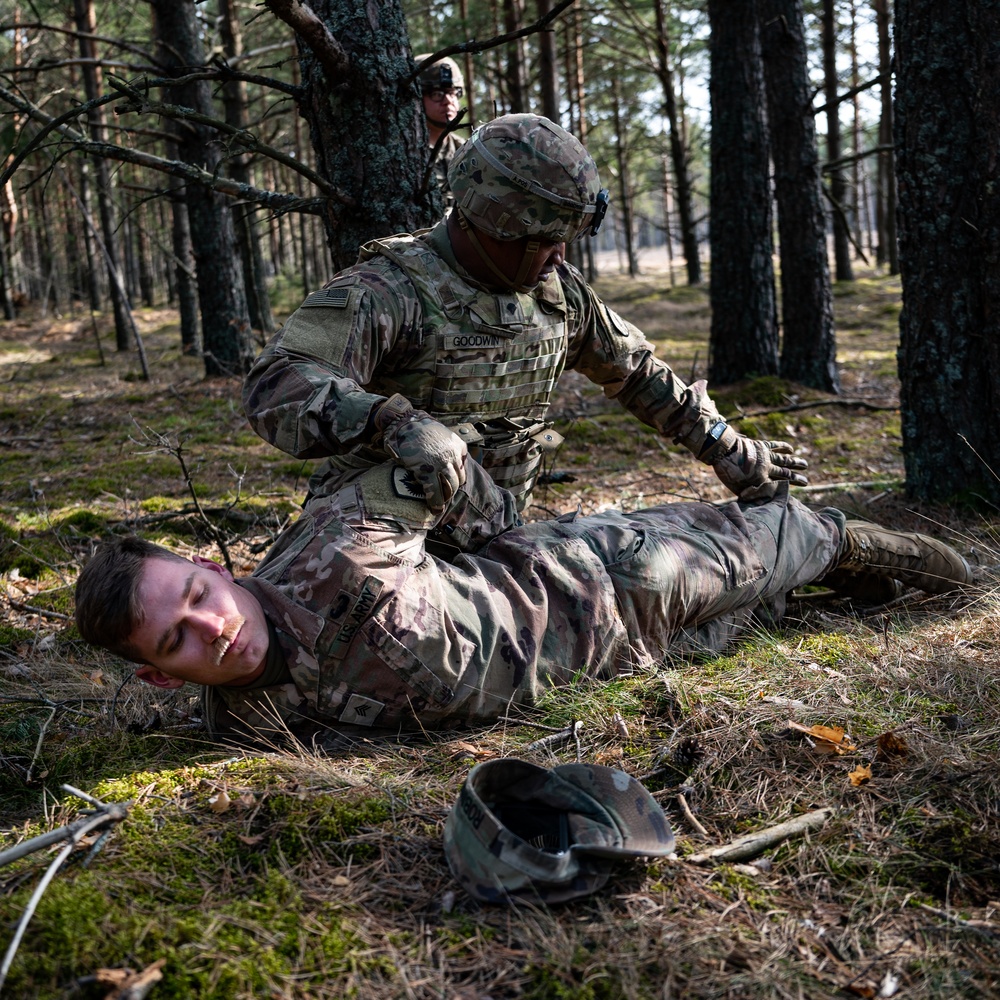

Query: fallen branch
[[730, 398, 898, 423], [0, 785, 131, 991], [685, 807, 835, 865], [525, 719, 584, 754]]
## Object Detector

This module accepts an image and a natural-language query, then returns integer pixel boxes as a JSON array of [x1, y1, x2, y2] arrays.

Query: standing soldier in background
[[243, 114, 808, 520], [415, 54, 468, 210]]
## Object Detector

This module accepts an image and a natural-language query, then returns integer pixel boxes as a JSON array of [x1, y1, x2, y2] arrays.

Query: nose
[[551, 243, 566, 266], [190, 610, 225, 644]]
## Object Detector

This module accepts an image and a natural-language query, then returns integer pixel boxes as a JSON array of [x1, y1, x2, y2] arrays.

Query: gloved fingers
[[761, 438, 795, 455], [768, 465, 809, 487], [768, 451, 809, 471]]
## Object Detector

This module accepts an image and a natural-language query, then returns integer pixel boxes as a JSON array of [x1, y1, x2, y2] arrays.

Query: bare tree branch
[[262, 0, 350, 83], [411, 0, 577, 80], [109, 79, 333, 194], [0, 20, 161, 69], [0, 81, 341, 215]]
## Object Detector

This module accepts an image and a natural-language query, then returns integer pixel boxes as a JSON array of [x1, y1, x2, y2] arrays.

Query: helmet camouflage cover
[[414, 53, 465, 93], [448, 113, 608, 243], [444, 758, 675, 904]]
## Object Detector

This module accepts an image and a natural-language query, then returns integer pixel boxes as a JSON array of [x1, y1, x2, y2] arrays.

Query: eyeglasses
[[424, 87, 463, 102]]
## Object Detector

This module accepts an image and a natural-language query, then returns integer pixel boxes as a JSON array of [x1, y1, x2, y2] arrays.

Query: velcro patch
[[301, 286, 352, 309], [339, 693, 385, 727]]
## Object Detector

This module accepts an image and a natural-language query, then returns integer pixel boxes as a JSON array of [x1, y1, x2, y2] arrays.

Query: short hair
[[74, 535, 187, 662]]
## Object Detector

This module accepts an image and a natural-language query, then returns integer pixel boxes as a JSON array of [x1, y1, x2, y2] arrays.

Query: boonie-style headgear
[[444, 758, 675, 904]]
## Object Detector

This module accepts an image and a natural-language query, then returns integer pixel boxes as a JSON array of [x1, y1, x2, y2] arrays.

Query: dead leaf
[[787, 720, 858, 754], [876, 731, 908, 763], [331, 874, 350, 886], [208, 790, 231, 813], [848, 764, 873, 786], [237, 834, 264, 845], [89, 669, 105, 685]]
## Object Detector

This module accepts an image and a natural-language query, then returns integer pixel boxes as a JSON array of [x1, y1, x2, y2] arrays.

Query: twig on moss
[[0, 785, 131, 991], [24, 706, 56, 784], [7, 599, 71, 621]]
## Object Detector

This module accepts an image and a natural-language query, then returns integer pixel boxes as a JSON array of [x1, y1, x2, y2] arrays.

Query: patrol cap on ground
[[444, 758, 675, 904]]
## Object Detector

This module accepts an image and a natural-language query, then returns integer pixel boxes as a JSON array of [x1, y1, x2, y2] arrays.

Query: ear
[[191, 554, 234, 581], [135, 665, 187, 690]]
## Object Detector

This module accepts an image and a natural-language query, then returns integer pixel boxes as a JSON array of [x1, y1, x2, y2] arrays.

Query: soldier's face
[[128, 556, 270, 689], [423, 88, 461, 126], [493, 236, 566, 287]]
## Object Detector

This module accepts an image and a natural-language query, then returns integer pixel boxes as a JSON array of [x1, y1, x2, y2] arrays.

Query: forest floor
[[1, 266, 999, 999]]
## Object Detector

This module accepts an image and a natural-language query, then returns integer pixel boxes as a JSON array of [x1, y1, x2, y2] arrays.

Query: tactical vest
[[356, 234, 571, 507]]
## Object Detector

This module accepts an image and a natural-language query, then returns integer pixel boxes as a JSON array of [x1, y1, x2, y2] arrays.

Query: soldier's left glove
[[712, 435, 809, 500], [670, 380, 807, 499], [375, 394, 468, 512]]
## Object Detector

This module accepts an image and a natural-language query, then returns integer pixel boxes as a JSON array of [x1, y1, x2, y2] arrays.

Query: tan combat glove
[[373, 394, 468, 512], [672, 380, 808, 499]]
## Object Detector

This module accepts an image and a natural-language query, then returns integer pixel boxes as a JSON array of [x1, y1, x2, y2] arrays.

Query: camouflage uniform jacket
[[213, 464, 844, 738], [242, 220, 706, 509], [433, 130, 465, 210]]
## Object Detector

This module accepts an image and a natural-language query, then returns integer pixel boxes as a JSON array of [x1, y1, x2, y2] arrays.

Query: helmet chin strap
[[457, 211, 540, 292]]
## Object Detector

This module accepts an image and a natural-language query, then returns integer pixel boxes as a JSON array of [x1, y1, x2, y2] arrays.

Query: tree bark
[[708, 0, 778, 383], [895, 0, 1000, 505], [760, 0, 839, 392], [151, 0, 252, 377], [277, 0, 438, 270]]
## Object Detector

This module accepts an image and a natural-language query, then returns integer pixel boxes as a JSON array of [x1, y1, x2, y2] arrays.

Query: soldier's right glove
[[374, 394, 468, 512]]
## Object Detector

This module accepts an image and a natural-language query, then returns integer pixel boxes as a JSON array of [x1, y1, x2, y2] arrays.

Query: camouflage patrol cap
[[415, 53, 465, 93], [448, 113, 609, 242], [444, 758, 675, 904]]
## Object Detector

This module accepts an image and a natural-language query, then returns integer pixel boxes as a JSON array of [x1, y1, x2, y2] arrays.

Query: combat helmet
[[444, 758, 675, 904], [414, 53, 465, 95], [449, 113, 608, 244]]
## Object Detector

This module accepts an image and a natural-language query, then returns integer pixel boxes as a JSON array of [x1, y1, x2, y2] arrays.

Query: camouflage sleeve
[[560, 263, 708, 440], [242, 259, 424, 459]]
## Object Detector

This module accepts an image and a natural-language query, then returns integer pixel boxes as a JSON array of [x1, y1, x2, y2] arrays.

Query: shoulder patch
[[301, 286, 353, 309], [392, 465, 425, 500]]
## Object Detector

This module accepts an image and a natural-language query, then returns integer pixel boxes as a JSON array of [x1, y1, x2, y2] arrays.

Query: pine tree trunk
[[896, 0, 1000, 505], [822, 0, 854, 281], [653, 0, 702, 286], [73, 0, 133, 350], [151, 0, 252, 377], [874, 0, 897, 273], [219, 0, 276, 338], [760, 0, 839, 392], [707, 0, 778, 383]]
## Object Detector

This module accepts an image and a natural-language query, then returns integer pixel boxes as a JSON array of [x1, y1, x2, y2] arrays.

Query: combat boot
[[837, 521, 972, 595]]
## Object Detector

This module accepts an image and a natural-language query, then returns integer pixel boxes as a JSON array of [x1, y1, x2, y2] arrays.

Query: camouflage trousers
[[486, 483, 845, 673]]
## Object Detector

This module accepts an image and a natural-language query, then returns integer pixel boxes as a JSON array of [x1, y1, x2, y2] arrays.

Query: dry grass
[[1, 270, 999, 998]]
